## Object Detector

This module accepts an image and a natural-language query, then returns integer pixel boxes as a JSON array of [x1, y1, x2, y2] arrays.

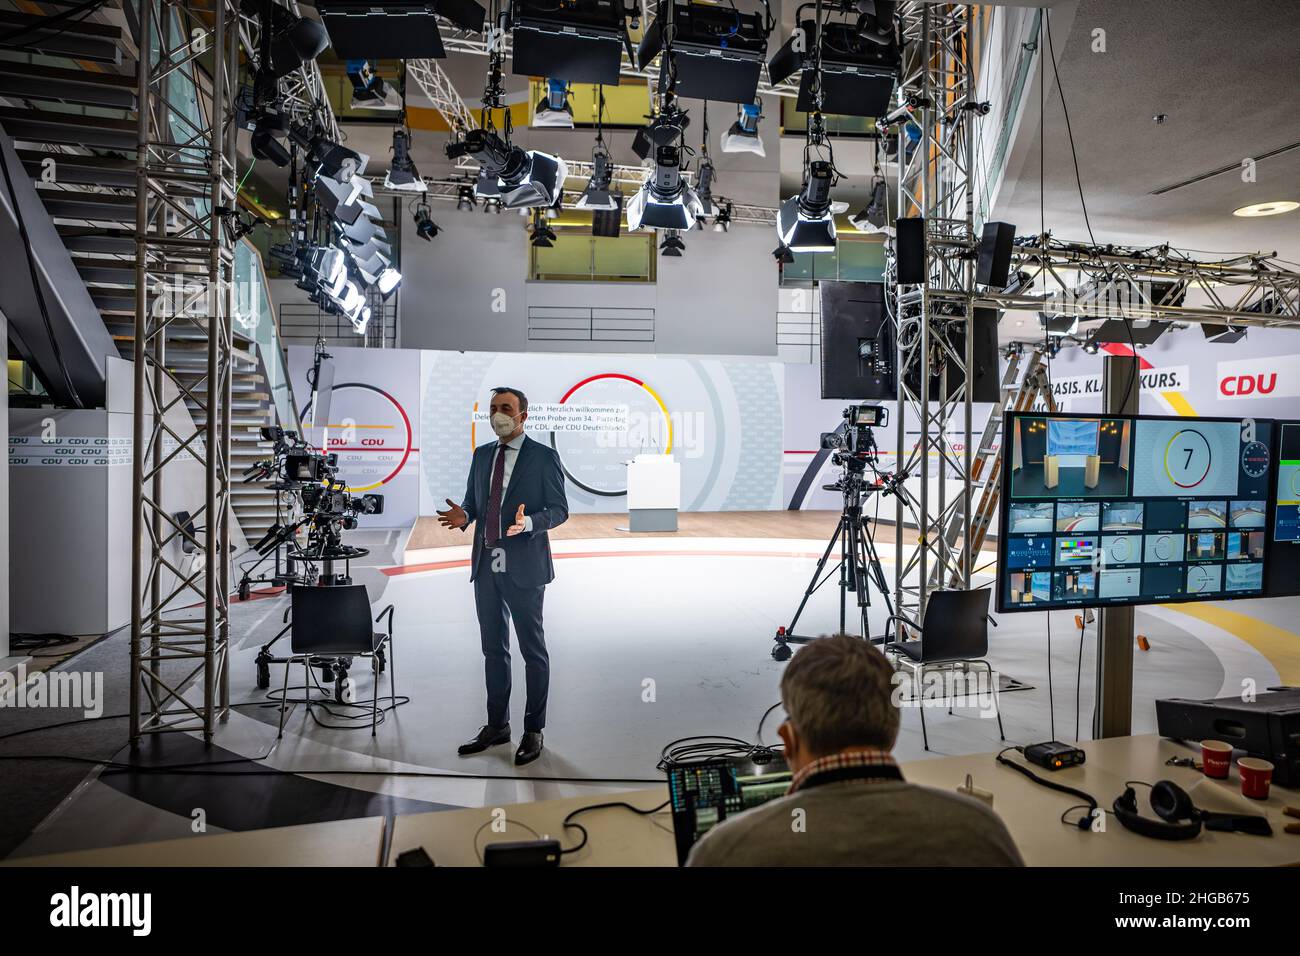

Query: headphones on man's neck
[[1111, 781, 1202, 841]]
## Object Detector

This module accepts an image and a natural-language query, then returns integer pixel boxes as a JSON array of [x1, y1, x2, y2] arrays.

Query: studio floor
[[2, 512, 1297, 860]]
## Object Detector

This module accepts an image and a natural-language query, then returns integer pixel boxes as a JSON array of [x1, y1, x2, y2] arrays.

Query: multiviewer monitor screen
[[997, 413, 1273, 613]]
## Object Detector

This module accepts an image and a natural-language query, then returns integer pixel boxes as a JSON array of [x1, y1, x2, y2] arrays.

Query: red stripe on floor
[[381, 549, 830, 576]]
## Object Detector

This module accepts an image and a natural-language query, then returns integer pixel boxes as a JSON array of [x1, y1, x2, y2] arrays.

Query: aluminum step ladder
[[931, 346, 1058, 590]]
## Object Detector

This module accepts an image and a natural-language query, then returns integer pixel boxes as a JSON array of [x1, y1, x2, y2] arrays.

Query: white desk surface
[[9, 737, 1297, 867], [6, 815, 386, 868], [389, 787, 676, 868], [390, 735, 1300, 867]]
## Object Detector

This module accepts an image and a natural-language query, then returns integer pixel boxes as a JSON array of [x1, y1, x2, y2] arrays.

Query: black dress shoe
[[515, 731, 543, 766], [458, 724, 511, 756]]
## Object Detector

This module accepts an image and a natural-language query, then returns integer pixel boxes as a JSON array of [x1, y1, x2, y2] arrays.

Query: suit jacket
[[461, 434, 569, 587]]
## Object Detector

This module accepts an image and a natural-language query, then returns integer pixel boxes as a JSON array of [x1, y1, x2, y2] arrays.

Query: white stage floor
[[11, 528, 1289, 859]]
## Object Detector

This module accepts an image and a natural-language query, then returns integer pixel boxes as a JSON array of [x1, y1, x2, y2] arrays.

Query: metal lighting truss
[[406, 56, 480, 133], [989, 241, 1300, 329], [375, 168, 778, 225], [234, 1, 340, 141], [890, 1, 977, 624], [130, 0, 240, 744], [886, 3, 1300, 624]]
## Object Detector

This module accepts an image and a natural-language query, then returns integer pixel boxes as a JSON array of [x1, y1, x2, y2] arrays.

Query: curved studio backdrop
[[287, 345, 785, 522]]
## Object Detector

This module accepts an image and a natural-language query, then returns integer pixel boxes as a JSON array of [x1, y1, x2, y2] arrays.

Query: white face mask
[[491, 411, 520, 438]]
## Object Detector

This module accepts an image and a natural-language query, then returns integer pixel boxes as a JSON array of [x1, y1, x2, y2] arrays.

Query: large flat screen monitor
[[997, 412, 1273, 613], [1265, 420, 1300, 597]]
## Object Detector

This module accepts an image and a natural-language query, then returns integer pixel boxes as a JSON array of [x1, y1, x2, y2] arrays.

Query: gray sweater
[[685, 779, 1025, 866]]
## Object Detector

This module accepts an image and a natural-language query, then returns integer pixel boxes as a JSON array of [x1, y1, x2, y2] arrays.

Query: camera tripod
[[772, 461, 896, 661]]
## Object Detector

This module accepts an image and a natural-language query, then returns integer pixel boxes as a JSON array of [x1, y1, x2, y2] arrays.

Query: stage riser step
[[0, 72, 136, 110], [0, 109, 136, 150], [17, 149, 137, 187], [40, 193, 136, 223]]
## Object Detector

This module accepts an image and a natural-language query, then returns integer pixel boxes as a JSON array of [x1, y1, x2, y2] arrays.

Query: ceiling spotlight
[[482, 196, 503, 214], [777, 160, 837, 252], [1038, 313, 1079, 336], [721, 101, 765, 156], [248, 103, 291, 167], [350, 304, 372, 335], [626, 110, 702, 231], [457, 184, 477, 211], [1202, 322, 1247, 344], [533, 78, 574, 128], [849, 175, 889, 233], [853, 0, 897, 45], [376, 266, 402, 296], [1232, 200, 1299, 217], [575, 149, 618, 211], [257, 0, 331, 80], [292, 125, 368, 183], [446, 128, 567, 209], [696, 156, 716, 216], [305, 245, 348, 299], [347, 59, 401, 110], [627, 140, 704, 231], [773, 243, 794, 264], [413, 203, 440, 241], [713, 202, 732, 232], [384, 129, 425, 192], [316, 174, 377, 225], [660, 231, 686, 257], [529, 209, 557, 248]]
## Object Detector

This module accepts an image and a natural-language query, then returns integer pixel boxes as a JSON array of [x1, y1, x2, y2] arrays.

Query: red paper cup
[[1201, 740, 1233, 779], [1237, 757, 1274, 800]]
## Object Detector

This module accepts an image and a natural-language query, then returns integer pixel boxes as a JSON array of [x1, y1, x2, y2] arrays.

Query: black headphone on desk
[[1111, 781, 1202, 841]]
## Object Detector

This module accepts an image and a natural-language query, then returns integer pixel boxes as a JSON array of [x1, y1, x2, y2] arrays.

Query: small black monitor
[[666, 754, 790, 865]]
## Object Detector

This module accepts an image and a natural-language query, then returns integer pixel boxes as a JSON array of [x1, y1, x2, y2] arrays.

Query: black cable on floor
[[755, 701, 783, 744]]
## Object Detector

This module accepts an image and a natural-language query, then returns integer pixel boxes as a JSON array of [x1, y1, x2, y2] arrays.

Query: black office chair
[[883, 589, 1004, 751], [276, 584, 396, 738]]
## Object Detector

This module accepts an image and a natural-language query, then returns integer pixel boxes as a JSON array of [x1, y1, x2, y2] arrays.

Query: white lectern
[[626, 453, 680, 532]]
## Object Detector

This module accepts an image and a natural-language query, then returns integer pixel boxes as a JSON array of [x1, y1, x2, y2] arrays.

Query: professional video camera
[[820, 404, 886, 465], [238, 424, 384, 597]]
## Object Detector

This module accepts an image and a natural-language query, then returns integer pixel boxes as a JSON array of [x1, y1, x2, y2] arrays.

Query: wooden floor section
[[407, 510, 918, 552]]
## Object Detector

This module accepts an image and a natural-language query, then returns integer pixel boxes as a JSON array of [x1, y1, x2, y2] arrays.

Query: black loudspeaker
[[896, 217, 925, 284], [819, 281, 894, 400], [901, 307, 1001, 403], [591, 196, 622, 238], [976, 220, 1016, 287]]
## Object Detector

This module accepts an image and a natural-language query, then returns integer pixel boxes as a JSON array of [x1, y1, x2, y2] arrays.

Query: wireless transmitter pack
[[1023, 741, 1086, 771]]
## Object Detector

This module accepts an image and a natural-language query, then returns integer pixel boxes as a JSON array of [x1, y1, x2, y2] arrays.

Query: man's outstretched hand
[[506, 503, 527, 537], [437, 498, 468, 530]]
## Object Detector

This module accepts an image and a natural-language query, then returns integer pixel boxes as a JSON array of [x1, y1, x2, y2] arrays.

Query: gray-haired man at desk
[[686, 634, 1024, 866]]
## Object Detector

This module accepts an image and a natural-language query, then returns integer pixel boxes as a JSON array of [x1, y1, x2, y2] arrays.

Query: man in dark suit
[[436, 387, 569, 765]]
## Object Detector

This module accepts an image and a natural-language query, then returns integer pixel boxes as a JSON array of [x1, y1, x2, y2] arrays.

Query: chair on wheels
[[883, 589, 1004, 751], [277, 584, 396, 738]]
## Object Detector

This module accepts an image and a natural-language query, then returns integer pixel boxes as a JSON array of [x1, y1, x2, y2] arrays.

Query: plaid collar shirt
[[788, 748, 901, 794]]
